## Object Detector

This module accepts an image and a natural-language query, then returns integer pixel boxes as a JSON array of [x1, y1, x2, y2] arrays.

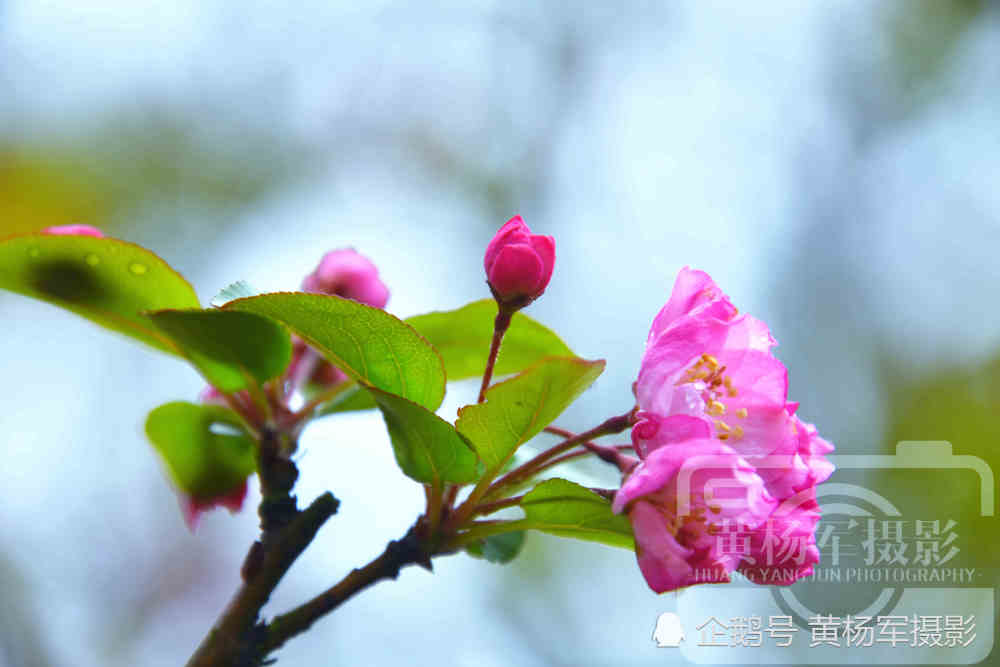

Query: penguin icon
[[652, 612, 685, 647]]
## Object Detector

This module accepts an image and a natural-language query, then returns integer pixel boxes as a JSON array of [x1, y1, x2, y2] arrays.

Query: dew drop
[[28, 248, 41, 258], [129, 262, 148, 275], [85, 254, 100, 267]]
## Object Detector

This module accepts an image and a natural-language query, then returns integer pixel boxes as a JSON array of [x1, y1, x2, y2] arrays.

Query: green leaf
[[147, 309, 292, 393], [312, 299, 573, 417], [145, 401, 257, 500], [465, 530, 526, 564], [520, 478, 634, 549], [456, 356, 605, 472], [367, 386, 479, 485], [405, 299, 573, 380], [0, 233, 199, 353], [225, 293, 445, 410]]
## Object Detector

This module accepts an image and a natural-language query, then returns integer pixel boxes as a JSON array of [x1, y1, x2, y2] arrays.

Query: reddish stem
[[477, 307, 513, 403]]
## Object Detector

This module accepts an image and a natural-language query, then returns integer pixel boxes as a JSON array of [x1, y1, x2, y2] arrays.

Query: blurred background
[[2, 0, 999, 665]]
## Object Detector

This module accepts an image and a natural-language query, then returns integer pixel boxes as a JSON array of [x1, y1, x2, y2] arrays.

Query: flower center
[[676, 353, 749, 442]]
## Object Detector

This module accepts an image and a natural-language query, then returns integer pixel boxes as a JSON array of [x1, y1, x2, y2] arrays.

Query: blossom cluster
[[613, 268, 835, 592]]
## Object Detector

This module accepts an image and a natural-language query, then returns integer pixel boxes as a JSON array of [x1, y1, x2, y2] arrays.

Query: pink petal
[[715, 349, 788, 407], [632, 413, 712, 459], [648, 267, 732, 341], [630, 500, 696, 593], [529, 234, 556, 291], [614, 438, 774, 526], [637, 316, 731, 412], [484, 215, 529, 270], [42, 224, 104, 238], [302, 248, 390, 308], [739, 488, 820, 585], [487, 243, 544, 296]]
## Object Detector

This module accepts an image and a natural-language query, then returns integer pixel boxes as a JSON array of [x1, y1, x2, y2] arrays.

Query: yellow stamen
[[707, 400, 727, 416], [736, 407, 748, 419], [715, 420, 731, 432], [732, 425, 744, 440]]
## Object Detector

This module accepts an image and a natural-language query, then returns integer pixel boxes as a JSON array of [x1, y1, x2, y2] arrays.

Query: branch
[[262, 524, 432, 656], [186, 492, 339, 666]]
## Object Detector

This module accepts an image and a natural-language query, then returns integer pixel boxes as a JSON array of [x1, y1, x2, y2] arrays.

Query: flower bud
[[302, 248, 389, 308], [181, 479, 249, 531], [291, 249, 389, 394], [42, 224, 104, 238], [483, 215, 554, 307], [198, 385, 229, 407]]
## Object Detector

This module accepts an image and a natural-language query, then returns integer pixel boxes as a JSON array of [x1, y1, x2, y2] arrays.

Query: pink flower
[[612, 438, 776, 592], [483, 215, 555, 306], [180, 479, 249, 531], [616, 267, 833, 592], [42, 224, 104, 238], [738, 488, 821, 584], [301, 248, 389, 308], [290, 248, 389, 392]]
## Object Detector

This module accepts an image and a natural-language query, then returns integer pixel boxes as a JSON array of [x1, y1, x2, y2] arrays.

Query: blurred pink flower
[[42, 224, 104, 238], [301, 248, 389, 307], [483, 215, 554, 306], [616, 267, 833, 592], [289, 248, 389, 393]]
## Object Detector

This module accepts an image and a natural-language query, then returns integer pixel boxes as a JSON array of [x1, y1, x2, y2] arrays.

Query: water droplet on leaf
[[28, 248, 40, 258], [85, 254, 100, 266], [129, 262, 148, 275]]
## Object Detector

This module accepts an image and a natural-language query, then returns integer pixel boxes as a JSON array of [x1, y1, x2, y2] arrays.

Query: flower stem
[[442, 519, 533, 551], [291, 380, 355, 423], [442, 484, 459, 509], [424, 483, 444, 537], [445, 412, 634, 533], [477, 307, 513, 403], [484, 412, 634, 498], [285, 347, 321, 399], [528, 444, 634, 476], [474, 494, 525, 517]]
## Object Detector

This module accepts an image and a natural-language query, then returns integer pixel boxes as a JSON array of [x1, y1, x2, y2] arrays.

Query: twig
[[262, 524, 432, 655], [185, 493, 339, 667]]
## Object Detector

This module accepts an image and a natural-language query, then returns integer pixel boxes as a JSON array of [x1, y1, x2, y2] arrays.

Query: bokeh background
[[2, 1, 1000, 665]]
